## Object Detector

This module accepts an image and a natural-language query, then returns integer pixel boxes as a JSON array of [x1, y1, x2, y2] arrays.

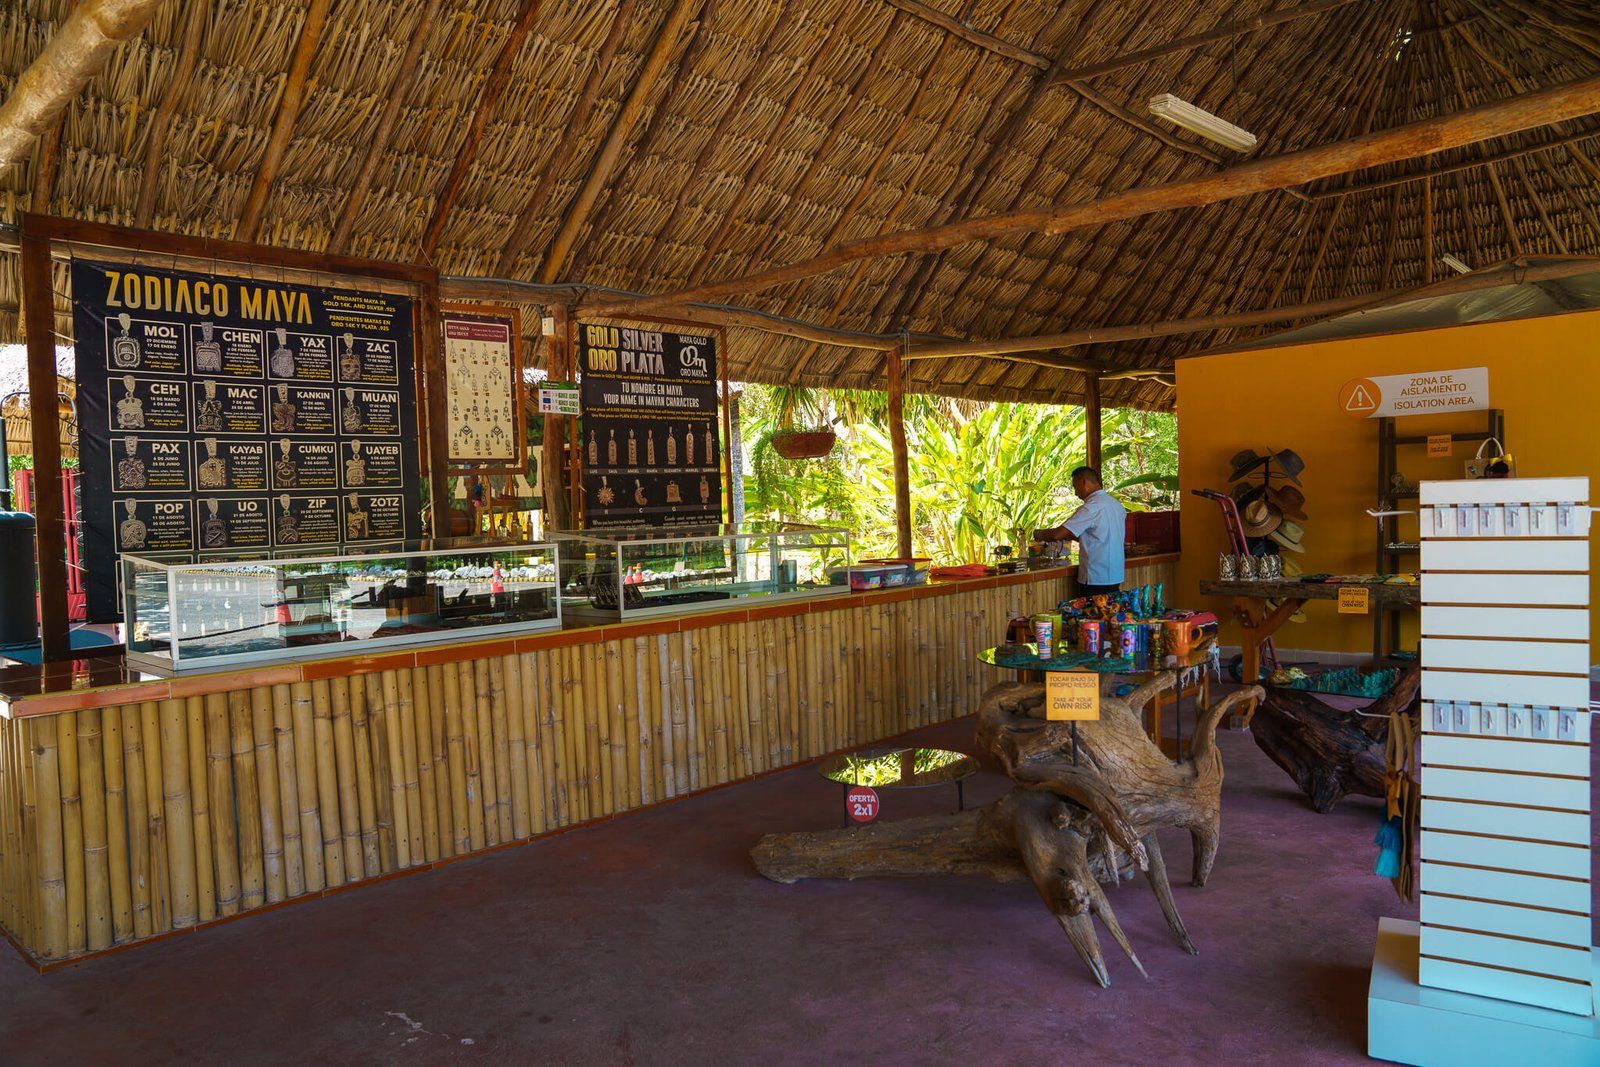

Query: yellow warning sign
[[1338, 377, 1381, 417], [1427, 434, 1452, 458], [1046, 672, 1101, 721], [1338, 586, 1370, 614]]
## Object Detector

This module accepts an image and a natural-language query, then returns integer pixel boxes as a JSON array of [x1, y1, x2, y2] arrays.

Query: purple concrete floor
[[0, 704, 1594, 1066]]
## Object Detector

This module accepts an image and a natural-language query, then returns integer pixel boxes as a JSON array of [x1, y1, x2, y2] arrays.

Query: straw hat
[[1228, 449, 1270, 482], [1269, 518, 1305, 552], [1240, 499, 1283, 538], [1265, 483, 1308, 520], [1231, 480, 1266, 506]]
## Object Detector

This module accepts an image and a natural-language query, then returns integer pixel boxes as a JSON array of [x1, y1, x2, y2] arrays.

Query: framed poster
[[73, 259, 424, 621], [576, 321, 722, 529], [442, 304, 524, 471]]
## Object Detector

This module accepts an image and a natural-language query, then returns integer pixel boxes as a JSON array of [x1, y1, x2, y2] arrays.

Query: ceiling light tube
[[1441, 253, 1471, 274], [1147, 93, 1258, 152]]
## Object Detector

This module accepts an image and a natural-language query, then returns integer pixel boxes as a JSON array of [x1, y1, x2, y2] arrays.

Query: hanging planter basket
[[770, 429, 837, 460]]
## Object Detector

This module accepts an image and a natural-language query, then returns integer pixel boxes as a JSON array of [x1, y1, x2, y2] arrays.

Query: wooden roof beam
[[234, 0, 332, 243], [0, 0, 163, 173], [133, 0, 210, 229], [418, 0, 545, 260], [495, 0, 641, 277], [588, 73, 1600, 318], [327, 0, 446, 254], [1308, 124, 1600, 198]]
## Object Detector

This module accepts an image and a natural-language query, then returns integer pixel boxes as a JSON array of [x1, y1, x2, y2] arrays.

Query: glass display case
[[551, 523, 850, 622], [123, 542, 561, 674]]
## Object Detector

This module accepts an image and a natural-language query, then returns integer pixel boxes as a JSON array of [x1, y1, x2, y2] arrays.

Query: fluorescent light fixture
[[1441, 253, 1471, 274], [1147, 93, 1257, 152]]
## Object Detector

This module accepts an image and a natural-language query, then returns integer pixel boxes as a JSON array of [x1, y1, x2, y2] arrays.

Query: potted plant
[[767, 386, 836, 459]]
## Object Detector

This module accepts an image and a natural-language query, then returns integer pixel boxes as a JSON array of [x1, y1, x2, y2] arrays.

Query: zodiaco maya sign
[[1337, 367, 1489, 418]]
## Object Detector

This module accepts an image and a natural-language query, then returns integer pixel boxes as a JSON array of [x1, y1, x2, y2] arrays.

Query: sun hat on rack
[[1231, 480, 1267, 506], [1270, 448, 1306, 486], [1240, 498, 1283, 538], [1265, 483, 1308, 520], [1269, 518, 1305, 552], [1228, 449, 1271, 482]]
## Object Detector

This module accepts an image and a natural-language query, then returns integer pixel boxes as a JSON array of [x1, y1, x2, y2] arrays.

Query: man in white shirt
[[1035, 466, 1127, 596]]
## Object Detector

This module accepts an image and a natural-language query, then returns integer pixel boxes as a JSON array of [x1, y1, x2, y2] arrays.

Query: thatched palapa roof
[[2, 0, 1600, 410]]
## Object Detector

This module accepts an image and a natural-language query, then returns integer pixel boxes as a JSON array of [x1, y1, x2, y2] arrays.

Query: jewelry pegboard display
[[551, 523, 849, 622], [1369, 477, 1599, 1065], [123, 541, 561, 674], [441, 304, 525, 471]]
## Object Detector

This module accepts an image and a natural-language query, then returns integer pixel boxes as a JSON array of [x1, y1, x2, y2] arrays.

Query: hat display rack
[[1227, 448, 1311, 622]]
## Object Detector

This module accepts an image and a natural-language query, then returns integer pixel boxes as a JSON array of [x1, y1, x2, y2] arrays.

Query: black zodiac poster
[[577, 323, 722, 529], [73, 260, 423, 620]]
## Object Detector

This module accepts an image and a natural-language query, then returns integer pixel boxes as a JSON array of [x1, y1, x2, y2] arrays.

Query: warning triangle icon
[[1344, 384, 1376, 411]]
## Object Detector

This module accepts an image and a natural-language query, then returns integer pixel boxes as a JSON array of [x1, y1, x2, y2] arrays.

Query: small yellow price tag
[[1046, 672, 1100, 721], [1427, 434, 1452, 458], [1338, 586, 1370, 614]]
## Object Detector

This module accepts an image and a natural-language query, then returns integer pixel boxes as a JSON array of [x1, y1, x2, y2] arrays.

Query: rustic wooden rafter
[[535, 0, 701, 283], [589, 74, 1600, 319], [133, 0, 210, 229], [1308, 124, 1600, 199], [327, 0, 445, 254], [234, 0, 332, 242], [418, 0, 545, 260], [494, 0, 642, 277], [0, 0, 164, 173]]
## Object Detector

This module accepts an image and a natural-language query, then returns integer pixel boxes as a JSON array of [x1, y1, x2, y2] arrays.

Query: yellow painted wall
[[1175, 309, 1600, 656]]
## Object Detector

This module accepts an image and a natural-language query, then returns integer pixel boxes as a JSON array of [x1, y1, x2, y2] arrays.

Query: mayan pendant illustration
[[685, 428, 694, 465], [646, 431, 656, 466], [345, 440, 366, 486], [345, 492, 368, 540], [596, 476, 615, 506], [607, 429, 617, 466], [198, 437, 228, 488], [628, 429, 638, 466], [665, 427, 677, 465], [276, 494, 299, 544], [112, 312, 141, 368], [115, 374, 145, 429], [587, 430, 597, 465], [119, 499, 147, 550], [699, 475, 710, 505], [275, 439, 297, 488], [341, 388, 362, 433], [633, 479, 647, 507], [202, 498, 227, 548], [271, 383, 296, 432], [270, 327, 295, 378], [194, 321, 222, 373], [703, 426, 713, 464], [195, 379, 223, 432], [117, 436, 146, 489], [339, 333, 360, 380], [665, 480, 681, 504]]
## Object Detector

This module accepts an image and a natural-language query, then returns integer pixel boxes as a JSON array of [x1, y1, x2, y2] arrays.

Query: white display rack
[[1371, 477, 1598, 1065]]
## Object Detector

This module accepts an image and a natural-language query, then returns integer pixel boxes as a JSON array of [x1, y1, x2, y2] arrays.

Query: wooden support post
[[418, 280, 449, 537], [20, 218, 67, 661], [542, 306, 573, 530], [720, 334, 733, 525], [887, 343, 911, 559], [1085, 374, 1102, 472]]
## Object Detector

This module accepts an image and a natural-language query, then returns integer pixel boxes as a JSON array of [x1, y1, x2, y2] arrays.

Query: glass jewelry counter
[[123, 542, 561, 674], [550, 523, 851, 622]]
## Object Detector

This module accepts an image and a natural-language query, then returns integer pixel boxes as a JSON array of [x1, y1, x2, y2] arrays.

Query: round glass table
[[817, 747, 978, 824], [977, 643, 1218, 759]]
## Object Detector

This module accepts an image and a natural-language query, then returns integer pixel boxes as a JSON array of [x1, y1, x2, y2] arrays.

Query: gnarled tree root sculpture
[[1246, 662, 1419, 813], [752, 676, 1264, 987]]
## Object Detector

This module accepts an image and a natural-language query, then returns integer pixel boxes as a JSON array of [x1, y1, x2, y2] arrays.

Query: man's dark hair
[[1071, 465, 1102, 484]]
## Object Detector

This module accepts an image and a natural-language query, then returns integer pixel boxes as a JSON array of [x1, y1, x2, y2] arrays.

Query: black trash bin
[[0, 511, 38, 644]]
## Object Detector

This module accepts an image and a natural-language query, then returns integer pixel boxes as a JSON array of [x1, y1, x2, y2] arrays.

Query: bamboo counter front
[[0, 555, 1176, 966]]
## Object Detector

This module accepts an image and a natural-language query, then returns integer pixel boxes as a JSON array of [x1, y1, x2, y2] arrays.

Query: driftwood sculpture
[[752, 676, 1264, 987], [1247, 662, 1419, 813]]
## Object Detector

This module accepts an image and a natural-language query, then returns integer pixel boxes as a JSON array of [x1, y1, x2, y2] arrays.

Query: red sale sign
[[847, 785, 879, 823]]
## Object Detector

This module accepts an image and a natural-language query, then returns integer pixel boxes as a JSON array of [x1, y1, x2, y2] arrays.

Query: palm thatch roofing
[[2, 0, 1600, 411]]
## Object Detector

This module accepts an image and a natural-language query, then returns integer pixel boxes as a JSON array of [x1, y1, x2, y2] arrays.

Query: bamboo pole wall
[[0, 562, 1174, 963]]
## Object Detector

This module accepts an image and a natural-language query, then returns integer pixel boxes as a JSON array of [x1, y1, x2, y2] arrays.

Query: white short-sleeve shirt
[[1064, 489, 1127, 587]]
